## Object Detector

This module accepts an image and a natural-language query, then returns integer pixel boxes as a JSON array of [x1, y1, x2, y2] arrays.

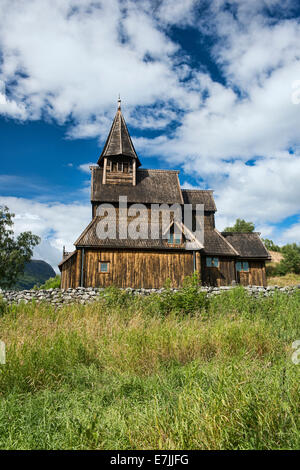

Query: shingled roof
[[75, 215, 188, 250], [182, 189, 217, 212], [222, 232, 271, 259], [203, 230, 238, 256], [91, 167, 184, 205], [97, 100, 141, 167]]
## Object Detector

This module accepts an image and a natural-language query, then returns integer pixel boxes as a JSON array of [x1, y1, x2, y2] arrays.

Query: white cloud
[[0, 0, 197, 132], [0, 196, 90, 271], [78, 163, 94, 174], [0, 0, 299, 242], [280, 220, 300, 245], [0, 79, 27, 118]]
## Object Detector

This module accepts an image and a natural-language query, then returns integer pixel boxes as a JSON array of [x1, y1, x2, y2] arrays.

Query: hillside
[[14, 260, 56, 290]]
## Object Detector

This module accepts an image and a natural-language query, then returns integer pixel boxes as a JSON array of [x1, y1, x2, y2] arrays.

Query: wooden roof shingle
[[75, 215, 187, 250], [203, 230, 238, 256], [91, 168, 184, 205], [222, 232, 271, 259], [182, 189, 217, 212], [97, 103, 141, 167]]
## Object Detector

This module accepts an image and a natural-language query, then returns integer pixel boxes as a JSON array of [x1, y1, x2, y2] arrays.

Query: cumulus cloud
[[1, 196, 90, 271], [0, 0, 299, 251], [0, 0, 197, 132], [0, 80, 27, 118]]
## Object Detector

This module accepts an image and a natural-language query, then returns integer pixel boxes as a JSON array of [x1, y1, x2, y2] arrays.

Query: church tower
[[97, 99, 141, 186]]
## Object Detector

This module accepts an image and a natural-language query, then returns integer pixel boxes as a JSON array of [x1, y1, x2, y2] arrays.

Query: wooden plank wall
[[83, 249, 194, 288], [249, 260, 267, 287], [201, 257, 236, 287], [237, 261, 266, 286], [60, 252, 78, 289], [60, 251, 267, 289], [202, 258, 267, 287]]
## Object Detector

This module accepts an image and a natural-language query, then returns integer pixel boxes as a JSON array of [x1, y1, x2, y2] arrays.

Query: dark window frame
[[236, 261, 249, 272], [99, 261, 110, 273], [206, 257, 219, 267], [167, 232, 182, 245]]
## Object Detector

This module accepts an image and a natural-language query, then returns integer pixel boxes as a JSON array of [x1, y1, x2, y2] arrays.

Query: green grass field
[[268, 273, 300, 287], [0, 286, 299, 450]]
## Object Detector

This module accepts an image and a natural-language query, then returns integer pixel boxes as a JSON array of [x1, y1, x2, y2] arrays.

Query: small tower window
[[123, 162, 128, 173]]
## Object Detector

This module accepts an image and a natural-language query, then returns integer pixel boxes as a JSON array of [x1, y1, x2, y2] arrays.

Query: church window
[[206, 257, 219, 267], [99, 261, 110, 273], [236, 261, 249, 272]]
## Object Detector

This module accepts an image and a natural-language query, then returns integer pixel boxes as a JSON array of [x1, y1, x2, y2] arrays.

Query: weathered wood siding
[[83, 249, 194, 288], [201, 257, 236, 286], [60, 251, 266, 289], [238, 260, 267, 287], [60, 252, 78, 289]]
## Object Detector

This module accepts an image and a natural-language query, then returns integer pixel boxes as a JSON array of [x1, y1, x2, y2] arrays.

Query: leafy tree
[[262, 238, 281, 252], [223, 218, 255, 233], [0, 206, 40, 289], [276, 243, 300, 275]]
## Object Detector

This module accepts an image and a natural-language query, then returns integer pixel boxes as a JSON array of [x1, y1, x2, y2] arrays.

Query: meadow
[[0, 285, 299, 450], [267, 273, 300, 287]]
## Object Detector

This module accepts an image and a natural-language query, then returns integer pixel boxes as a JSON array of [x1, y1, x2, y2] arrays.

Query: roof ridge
[[119, 110, 123, 154], [214, 229, 239, 256], [222, 231, 261, 235], [182, 189, 214, 193]]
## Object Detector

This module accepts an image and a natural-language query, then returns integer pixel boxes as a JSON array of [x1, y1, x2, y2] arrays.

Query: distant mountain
[[14, 260, 56, 290]]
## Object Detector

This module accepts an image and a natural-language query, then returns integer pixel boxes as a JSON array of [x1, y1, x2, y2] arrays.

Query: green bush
[[280, 244, 300, 274], [34, 275, 61, 290], [266, 264, 278, 277], [157, 272, 207, 315]]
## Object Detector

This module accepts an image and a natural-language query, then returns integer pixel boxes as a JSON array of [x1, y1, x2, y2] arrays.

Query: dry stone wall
[[0, 285, 299, 307]]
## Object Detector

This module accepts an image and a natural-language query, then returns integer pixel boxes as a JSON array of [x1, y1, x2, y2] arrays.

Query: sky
[[0, 0, 300, 271]]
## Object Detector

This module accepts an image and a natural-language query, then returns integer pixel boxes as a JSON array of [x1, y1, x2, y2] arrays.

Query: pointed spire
[[97, 100, 141, 167]]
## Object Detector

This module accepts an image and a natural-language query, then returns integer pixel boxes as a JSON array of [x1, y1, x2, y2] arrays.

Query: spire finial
[[118, 94, 121, 110]]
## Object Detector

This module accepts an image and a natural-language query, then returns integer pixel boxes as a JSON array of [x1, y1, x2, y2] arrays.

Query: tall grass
[[0, 287, 299, 449]]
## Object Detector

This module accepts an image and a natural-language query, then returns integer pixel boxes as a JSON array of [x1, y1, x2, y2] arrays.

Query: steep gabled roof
[[203, 229, 238, 256], [97, 100, 141, 167], [91, 167, 184, 204], [58, 250, 76, 269], [181, 189, 217, 212], [222, 232, 271, 259], [74, 215, 187, 250]]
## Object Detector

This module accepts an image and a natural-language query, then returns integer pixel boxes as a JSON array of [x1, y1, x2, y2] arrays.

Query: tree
[[223, 218, 255, 233], [277, 243, 300, 275], [0, 206, 40, 289], [261, 238, 281, 252]]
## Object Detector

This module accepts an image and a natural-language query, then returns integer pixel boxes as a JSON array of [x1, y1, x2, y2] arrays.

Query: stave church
[[59, 100, 270, 289]]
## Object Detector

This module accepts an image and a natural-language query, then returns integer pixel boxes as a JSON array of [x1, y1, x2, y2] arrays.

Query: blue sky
[[0, 0, 300, 269]]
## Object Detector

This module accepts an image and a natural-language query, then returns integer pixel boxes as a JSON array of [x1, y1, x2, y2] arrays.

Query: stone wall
[[0, 284, 299, 307]]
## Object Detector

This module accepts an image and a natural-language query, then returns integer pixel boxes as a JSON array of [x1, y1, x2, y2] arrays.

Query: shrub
[[34, 274, 61, 290], [279, 244, 300, 274], [156, 272, 207, 315]]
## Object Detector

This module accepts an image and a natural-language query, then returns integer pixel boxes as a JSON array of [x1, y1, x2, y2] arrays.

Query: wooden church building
[[59, 100, 270, 288]]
